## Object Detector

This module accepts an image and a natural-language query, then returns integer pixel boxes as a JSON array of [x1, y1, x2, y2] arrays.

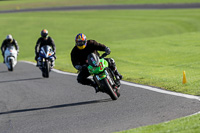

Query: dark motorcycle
[[38, 45, 55, 78]]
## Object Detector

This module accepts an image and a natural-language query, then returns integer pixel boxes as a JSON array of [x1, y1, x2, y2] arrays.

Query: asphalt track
[[0, 62, 199, 133], [0, 3, 200, 133], [0, 3, 200, 14]]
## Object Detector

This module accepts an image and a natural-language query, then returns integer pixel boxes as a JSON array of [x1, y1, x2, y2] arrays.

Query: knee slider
[[110, 58, 115, 65], [77, 77, 84, 84], [109, 58, 116, 70], [50, 56, 55, 62]]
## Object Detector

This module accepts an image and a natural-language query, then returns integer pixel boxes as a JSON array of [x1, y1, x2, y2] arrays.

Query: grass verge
[[116, 112, 200, 133]]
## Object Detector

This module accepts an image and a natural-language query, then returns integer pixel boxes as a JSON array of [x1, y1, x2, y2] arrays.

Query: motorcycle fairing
[[88, 58, 108, 75]]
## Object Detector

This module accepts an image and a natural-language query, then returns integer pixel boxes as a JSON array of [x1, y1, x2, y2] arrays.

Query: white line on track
[[121, 81, 200, 101], [22, 61, 200, 102], [21, 61, 200, 117]]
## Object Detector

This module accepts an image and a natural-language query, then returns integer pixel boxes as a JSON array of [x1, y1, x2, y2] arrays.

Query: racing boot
[[51, 61, 55, 68], [36, 57, 42, 67], [114, 70, 123, 80], [94, 86, 99, 93], [3, 55, 5, 63], [36, 60, 41, 67], [91, 82, 99, 93], [50, 57, 55, 68]]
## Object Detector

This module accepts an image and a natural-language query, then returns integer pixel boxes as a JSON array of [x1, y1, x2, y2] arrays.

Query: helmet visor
[[7, 39, 12, 43], [76, 41, 86, 46], [42, 33, 48, 38]]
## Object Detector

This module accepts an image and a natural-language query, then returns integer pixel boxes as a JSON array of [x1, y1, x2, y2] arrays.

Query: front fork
[[38, 57, 54, 67]]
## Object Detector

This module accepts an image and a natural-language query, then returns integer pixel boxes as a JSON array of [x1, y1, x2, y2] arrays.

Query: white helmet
[[6, 34, 13, 42]]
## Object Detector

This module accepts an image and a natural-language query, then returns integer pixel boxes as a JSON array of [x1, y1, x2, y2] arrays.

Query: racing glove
[[75, 64, 88, 71], [105, 47, 111, 55], [82, 64, 88, 70], [75, 65, 82, 71]]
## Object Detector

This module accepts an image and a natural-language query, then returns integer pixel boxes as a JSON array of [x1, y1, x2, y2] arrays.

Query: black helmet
[[87, 53, 100, 67], [41, 29, 48, 38]]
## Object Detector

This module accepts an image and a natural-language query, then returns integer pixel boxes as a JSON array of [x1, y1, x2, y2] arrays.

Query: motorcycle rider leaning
[[71, 33, 122, 93], [1, 34, 19, 63], [35, 29, 56, 67]]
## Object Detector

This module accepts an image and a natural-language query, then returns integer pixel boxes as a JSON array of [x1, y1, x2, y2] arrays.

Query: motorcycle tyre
[[106, 68, 121, 97], [42, 60, 50, 78], [8, 59, 13, 71], [101, 78, 118, 100]]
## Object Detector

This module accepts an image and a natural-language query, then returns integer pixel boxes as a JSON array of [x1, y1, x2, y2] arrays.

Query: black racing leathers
[[71, 40, 107, 87], [71, 40, 106, 67], [35, 36, 56, 60], [1, 39, 19, 58]]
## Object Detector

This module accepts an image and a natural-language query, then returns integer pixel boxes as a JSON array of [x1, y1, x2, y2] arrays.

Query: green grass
[[1, 9, 200, 95], [119, 32, 200, 95], [1, 0, 200, 10], [0, 2, 200, 133], [116, 113, 200, 133]]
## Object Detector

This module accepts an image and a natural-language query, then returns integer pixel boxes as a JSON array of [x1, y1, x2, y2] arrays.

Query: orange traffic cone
[[183, 71, 187, 84]]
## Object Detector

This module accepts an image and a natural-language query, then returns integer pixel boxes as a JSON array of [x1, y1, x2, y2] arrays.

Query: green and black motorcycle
[[87, 53, 121, 100]]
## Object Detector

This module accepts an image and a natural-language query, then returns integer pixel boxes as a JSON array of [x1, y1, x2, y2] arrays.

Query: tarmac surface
[[0, 3, 200, 14], [0, 62, 199, 133]]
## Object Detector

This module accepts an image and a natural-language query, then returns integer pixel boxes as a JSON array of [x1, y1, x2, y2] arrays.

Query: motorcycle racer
[[71, 33, 122, 93], [35, 29, 56, 67], [1, 34, 19, 63]]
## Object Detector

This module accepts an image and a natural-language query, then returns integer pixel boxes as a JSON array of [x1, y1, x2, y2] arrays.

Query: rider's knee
[[50, 56, 55, 62], [107, 58, 116, 70], [77, 77, 83, 84], [37, 57, 42, 61], [110, 58, 115, 65]]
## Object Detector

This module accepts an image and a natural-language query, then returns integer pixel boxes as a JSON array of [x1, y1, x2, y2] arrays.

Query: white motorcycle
[[4, 46, 18, 71]]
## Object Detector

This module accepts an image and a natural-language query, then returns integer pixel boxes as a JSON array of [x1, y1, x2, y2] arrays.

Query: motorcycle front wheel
[[8, 59, 13, 71], [101, 78, 118, 100], [42, 60, 50, 78]]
